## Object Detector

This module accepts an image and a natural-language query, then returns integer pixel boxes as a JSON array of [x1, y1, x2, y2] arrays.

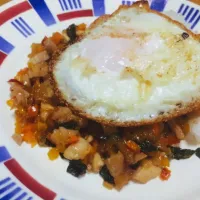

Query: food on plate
[[7, 1, 200, 190]]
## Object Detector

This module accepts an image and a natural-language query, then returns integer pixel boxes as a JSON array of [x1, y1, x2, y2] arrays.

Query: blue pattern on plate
[[183, 5, 189, 15], [122, 1, 135, 6], [59, 0, 67, 11], [18, 17, 35, 34], [0, 146, 11, 163], [92, 0, 105, 16], [27, 197, 33, 200], [28, 0, 56, 26], [0, 182, 16, 194], [0, 177, 11, 186], [75, 0, 82, 8], [150, 0, 167, 12], [177, 3, 200, 29], [0, 37, 14, 54], [1, 187, 21, 200], [11, 17, 35, 38], [58, 0, 82, 11], [0, 177, 33, 200], [185, 7, 194, 21], [189, 10, 199, 23], [15, 192, 28, 200]]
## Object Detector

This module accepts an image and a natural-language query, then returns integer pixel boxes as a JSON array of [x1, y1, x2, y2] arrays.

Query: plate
[[1, 0, 200, 199]]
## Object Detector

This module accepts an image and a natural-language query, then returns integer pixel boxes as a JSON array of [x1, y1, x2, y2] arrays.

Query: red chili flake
[[160, 167, 171, 181], [27, 105, 38, 118]]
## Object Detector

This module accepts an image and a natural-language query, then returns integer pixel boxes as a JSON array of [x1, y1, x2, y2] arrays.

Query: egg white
[[53, 4, 200, 125]]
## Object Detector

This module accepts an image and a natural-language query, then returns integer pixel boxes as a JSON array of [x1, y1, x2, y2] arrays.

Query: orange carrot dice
[[125, 140, 140, 152], [51, 32, 63, 45]]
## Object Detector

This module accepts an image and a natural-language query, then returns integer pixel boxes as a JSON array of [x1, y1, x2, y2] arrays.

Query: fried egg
[[51, 2, 200, 126]]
